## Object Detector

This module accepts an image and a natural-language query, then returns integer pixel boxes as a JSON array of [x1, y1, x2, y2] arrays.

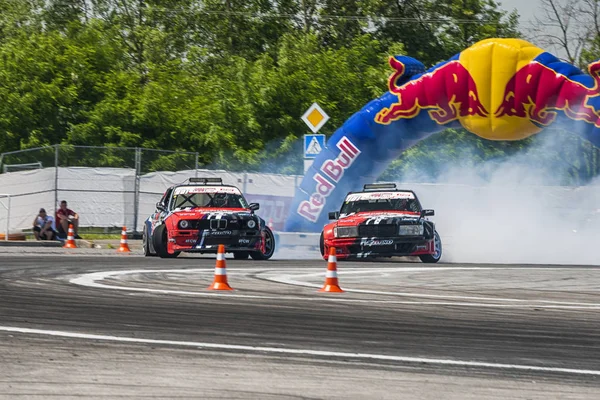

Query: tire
[[233, 251, 249, 260], [319, 232, 325, 257], [250, 227, 275, 260], [419, 230, 442, 264], [152, 224, 180, 259], [142, 225, 156, 257]]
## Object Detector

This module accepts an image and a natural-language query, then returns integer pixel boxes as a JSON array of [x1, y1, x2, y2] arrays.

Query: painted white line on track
[[265, 270, 600, 306], [0, 325, 598, 377], [69, 268, 600, 309]]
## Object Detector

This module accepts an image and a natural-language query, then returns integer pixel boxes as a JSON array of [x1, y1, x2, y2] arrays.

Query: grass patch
[[79, 234, 122, 240]]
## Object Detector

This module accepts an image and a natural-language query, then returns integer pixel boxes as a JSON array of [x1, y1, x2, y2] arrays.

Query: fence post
[[54, 144, 59, 214], [243, 171, 248, 193], [194, 152, 199, 177], [133, 147, 142, 233], [6, 195, 10, 240], [0, 194, 11, 240]]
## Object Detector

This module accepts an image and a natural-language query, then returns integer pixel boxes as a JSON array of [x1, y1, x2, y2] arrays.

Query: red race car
[[320, 183, 442, 262], [143, 177, 275, 259]]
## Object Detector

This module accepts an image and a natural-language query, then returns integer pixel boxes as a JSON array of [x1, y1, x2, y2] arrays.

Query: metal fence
[[0, 145, 200, 232], [0, 145, 200, 172], [0, 145, 299, 235]]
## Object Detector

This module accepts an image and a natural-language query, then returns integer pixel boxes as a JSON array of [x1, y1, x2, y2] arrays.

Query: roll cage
[[157, 177, 248, 211]]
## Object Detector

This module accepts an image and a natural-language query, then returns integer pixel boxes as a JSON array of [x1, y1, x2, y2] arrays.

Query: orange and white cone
[[117, 226, 131, 253], [319, 246, 343, 293], [208, 244, 233, 290], [63, 224, 77, 249]]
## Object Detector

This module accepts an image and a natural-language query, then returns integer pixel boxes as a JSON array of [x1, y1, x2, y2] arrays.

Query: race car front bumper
[[323, 236, 435, 259], [168, 229, 264, 253]]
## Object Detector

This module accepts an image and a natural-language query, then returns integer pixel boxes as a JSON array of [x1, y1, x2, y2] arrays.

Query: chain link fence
[[0, 145, 199, 172], [0, 145, 299, 236], [0, 146, 195, 235]]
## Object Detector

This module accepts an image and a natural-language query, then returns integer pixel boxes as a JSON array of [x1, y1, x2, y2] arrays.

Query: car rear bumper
[[323, 236, 435, 259]]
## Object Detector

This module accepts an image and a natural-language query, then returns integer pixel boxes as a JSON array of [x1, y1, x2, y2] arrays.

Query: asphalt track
[[1, 251, 600, 399]]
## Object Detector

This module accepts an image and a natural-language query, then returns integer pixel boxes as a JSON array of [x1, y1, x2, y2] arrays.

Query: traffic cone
[[117, 226, 131, 253], [268, 218, 274, 230], [208, 244, 233, 290], [63, 224, 77, 249], [319, 246, 343, 293]]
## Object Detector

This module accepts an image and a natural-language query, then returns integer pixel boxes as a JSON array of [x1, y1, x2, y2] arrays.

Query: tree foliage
[[0, 0, 598, 182]]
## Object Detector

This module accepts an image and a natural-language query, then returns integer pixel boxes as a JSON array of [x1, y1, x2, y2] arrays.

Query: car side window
[[161, 188, 173, 211]]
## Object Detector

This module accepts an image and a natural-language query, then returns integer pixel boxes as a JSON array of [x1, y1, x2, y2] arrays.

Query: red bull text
[[297, 137, 360, 222]]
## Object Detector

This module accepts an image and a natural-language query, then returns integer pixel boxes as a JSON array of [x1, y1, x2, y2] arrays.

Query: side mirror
[[249, 203, 260, 211], [156, 202, 166, 212], [328, 211, 340, 220], [422, 209, 435, 217]]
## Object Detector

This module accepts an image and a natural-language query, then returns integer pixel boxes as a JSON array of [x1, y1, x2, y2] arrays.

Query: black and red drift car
[[143, 177, 275, 260], [320, 183, 441, 262]]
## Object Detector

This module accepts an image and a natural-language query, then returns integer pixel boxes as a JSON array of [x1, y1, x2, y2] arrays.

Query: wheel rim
[[263, 230, 275, 257], [432, 232, 442, 260]]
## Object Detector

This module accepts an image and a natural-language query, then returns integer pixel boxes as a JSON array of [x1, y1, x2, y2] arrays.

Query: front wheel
[[152, 224, 180, 259], [143, 225, 156, 257], [319, 232, 324, 257], [250, 227, 275, 260], [419, 231, 442, 264]]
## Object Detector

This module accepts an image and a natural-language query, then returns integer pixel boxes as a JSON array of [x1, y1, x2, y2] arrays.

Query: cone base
[[117, 246, 131, 253], [63, 243, 77, 249], [319, 284, 344, 293], [207, 281, 234, 291]]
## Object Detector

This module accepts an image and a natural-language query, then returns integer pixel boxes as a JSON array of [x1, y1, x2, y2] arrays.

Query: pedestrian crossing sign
[[304, 134, 326, 159]]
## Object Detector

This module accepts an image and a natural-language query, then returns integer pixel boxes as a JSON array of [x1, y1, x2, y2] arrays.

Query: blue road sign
[[304, 134, 326, 159]]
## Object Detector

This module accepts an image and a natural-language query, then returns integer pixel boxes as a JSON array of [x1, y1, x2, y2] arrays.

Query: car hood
[[336, 211, 421, 226]]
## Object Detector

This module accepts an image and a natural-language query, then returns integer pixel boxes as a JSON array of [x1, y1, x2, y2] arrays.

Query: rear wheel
[[233, 251, 249, 260], [152, 224, 180, 259], [250, 227, 275, 260], [419, 231, 442, 264]]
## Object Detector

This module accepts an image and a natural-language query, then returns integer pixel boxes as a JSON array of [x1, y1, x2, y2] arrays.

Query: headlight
[[398, 225, 424, 236], [179, 220, 190, 229], [247, 220, 256, 229], [334, 226, 358, 238]]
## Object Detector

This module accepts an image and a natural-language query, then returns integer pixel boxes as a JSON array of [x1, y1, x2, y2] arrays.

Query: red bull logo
[[376, 58, 488, 125], [297, 137, 360, 222], [495, 60, 600, 127]]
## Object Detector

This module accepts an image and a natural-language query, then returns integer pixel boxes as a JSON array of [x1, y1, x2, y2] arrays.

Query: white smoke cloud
[[394, 130, 600, 265]]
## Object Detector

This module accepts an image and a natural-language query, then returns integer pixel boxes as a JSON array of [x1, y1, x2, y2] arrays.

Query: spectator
[[33, 208, 56, 240], [56, 200, 81, 239]]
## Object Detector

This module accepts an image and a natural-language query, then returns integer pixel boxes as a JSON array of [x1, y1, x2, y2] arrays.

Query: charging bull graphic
[[494, 57, 600, 127], [376, 58, 489, 125], [285, 38, 600, 232]]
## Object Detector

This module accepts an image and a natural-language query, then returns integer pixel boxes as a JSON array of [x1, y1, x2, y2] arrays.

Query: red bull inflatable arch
[[285, 38, 600, 232]]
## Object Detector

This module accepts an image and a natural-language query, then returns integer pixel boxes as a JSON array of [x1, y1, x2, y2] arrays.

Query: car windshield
[[340, 191, 420, 215], [170, 186, 248, 209]]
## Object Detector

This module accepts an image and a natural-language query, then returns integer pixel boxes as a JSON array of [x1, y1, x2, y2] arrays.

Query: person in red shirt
[[56, 200, 81, 239]]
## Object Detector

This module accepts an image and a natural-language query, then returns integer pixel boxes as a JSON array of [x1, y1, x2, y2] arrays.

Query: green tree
[[0, 0, 43, 40], [435, 0, 520, 59]]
